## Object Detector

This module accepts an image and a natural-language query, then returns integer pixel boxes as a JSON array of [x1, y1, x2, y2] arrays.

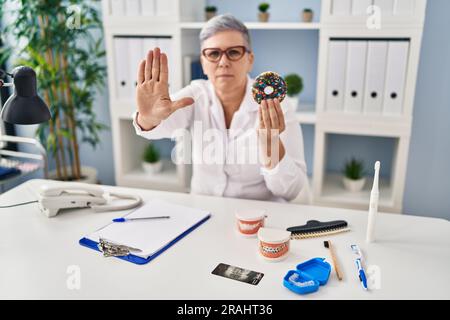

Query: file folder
[[394, 0, 414, 16], [156, 0, 173, 16], [128, 38, 144, 96], [373, 0, 394, 15], [383, 41, 409, 115], [125, 0, 141, 16], [80, 199, 211, 265], [331, 0, 352, 15], [363, 41, 388, 115], [110, 0, 125, 16], [113, 37, 131, 100], [344, 41, 367, 113], [142, 37, 158, 62], [157, 38, 174, 88], [352, 0, 372, 15], [326, 41, 348, 112], [141, 0, 156, 16]]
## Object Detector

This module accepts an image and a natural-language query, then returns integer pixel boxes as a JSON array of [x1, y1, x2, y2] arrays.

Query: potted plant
[[302, 8, 314, 22], [205, 6, 217, 21], [142, 144, 162, 174], [258, 3, 270, 22], [284, 73, 304, 111], [0, 1, 107, 183], [342, 158, 366, 192]]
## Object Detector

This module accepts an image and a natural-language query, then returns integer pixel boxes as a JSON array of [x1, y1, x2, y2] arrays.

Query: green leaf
[[1, 0, 108, 166], [343, 158, 366, 180], [143, 144, 161, 163]]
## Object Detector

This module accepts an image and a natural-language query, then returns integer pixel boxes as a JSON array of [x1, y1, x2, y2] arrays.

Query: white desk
[[1, 179, 449, 299]]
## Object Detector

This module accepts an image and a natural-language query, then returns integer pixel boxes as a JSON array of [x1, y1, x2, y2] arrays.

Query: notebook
[[0, 166, 21, 180], [80, 199, 211, 260]]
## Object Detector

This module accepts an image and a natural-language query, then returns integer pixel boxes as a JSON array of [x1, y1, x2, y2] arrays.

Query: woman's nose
[[217, 53, 231, 67]]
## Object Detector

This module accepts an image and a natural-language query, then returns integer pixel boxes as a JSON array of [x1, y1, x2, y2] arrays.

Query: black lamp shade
[[1, 66, 51, 124]]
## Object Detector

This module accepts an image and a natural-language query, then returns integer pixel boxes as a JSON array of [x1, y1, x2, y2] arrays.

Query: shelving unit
[[102, 0, 427, 213], [180, 22, 321, 30], [0, 135, 48, 193], [311, 0, 427, 213]]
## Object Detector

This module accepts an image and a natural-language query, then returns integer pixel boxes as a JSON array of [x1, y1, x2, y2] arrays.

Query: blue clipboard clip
[[97, 238, 142, 257]]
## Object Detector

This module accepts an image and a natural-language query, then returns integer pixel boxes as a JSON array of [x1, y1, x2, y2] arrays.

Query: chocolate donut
[[252, 71, 287, 104]]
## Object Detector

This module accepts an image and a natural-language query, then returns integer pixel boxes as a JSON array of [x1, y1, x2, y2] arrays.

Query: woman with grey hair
[[133, 14, 307, 202]]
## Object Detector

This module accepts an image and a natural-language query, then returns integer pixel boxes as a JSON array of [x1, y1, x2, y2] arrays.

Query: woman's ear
[[200, 55, 205, 71], [199, 55, 208, 78], [247, 51, 255, 72]]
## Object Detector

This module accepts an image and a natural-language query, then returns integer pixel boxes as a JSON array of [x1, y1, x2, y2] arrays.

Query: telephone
[[38, 182, 142, 218]]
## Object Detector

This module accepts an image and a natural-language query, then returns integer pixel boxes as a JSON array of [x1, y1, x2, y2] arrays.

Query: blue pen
[[351, 245, 368, 290], [113, 216, 170, 223]]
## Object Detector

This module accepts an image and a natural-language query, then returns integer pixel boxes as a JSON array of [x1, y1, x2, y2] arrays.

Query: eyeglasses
[[201, 46, 251, 62]]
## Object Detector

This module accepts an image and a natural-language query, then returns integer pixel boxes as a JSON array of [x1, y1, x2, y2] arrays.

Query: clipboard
[[79, 199, 211, 265]]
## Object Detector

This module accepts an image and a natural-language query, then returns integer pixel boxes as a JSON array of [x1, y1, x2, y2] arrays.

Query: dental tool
[[351, 244, 368, 291], [366, 161, 380, 243]]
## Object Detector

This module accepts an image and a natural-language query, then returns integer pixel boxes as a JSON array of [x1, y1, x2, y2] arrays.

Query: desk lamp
[[0, 66, 51, 124]]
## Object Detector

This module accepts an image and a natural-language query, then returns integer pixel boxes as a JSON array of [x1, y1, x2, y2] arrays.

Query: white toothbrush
[[366, 161, 380, 243]]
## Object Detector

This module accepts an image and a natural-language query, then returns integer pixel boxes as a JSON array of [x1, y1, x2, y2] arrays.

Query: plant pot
[[205, 11, 216, 21], [142, 161, 163, 175], [258, 12, 269, 22], [342, 176, 366, 192], [49, 165, 98, 184], [284, 95, 299, 112], [302, 10, 314, 22]]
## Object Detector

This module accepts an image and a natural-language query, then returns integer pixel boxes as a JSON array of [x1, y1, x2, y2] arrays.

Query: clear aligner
[[288, 274, 315, 287]]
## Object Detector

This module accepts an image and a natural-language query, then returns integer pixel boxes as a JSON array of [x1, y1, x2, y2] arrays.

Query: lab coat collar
[[209, 75, 259, 139], [242, 75, 259, 113]]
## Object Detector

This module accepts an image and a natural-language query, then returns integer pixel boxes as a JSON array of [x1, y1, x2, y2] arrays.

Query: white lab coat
[[132, 75, 308, 202]]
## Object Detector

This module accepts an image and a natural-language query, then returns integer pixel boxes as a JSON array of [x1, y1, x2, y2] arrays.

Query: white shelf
[[180, 22, 321, 30], [295, 111, 316, 124], [105, 20, 321, 31], [295, 102, 316, 124], [316, 114, 411, 137], [318, 173, 393, 208], [120, 159, 188, 192]]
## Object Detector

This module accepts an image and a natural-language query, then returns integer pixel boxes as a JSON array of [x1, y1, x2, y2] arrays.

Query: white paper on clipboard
[[84, 199, 211, 258]]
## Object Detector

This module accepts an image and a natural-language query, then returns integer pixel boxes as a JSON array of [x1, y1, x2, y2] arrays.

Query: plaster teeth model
[[235, 210, 266, 237]]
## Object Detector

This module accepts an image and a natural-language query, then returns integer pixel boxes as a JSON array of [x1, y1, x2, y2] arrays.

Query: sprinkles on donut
[[252, 71, 287, 104]]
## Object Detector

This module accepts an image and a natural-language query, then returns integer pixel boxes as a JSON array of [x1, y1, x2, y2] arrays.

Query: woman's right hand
[[136, 47, 194, 130]]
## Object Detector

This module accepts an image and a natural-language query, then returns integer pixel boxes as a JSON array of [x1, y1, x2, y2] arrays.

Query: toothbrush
[[324, 240, 343, 281], [366, 161, 380, 243], [351, 244, 368, 291]]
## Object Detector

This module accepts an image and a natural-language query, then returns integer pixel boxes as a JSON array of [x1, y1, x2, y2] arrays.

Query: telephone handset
[[40, 182, 104, 197], [38, 182, 142, 217]]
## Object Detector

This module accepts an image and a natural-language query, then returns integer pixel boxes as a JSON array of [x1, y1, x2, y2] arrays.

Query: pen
[[112, 216, 170, 223], [351, 245, 368, 290]]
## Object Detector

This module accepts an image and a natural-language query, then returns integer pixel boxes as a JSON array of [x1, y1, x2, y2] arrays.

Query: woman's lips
[[216, 75, 234, 78]]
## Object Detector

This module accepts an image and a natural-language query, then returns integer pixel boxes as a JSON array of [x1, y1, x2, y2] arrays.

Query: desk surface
[[1, 179, 449, 300]]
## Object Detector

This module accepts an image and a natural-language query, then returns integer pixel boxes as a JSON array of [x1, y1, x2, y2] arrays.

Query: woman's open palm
[[136, 47, 194, 130]]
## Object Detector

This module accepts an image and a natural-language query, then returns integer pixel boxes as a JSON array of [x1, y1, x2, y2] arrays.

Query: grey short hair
[[199, 14, 251, 50]]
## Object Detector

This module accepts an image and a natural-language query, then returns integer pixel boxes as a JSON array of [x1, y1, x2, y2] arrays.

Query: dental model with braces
[[260, 242, 287, 254], [257, 227, 291, 262]]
